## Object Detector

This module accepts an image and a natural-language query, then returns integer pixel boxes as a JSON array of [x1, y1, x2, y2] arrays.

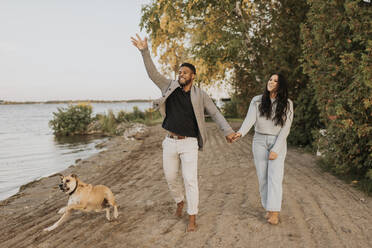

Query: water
[[0, 102, 151, 201]]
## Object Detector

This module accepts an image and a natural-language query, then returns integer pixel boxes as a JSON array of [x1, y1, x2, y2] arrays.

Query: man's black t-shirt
[[162, 86, 199, 137]]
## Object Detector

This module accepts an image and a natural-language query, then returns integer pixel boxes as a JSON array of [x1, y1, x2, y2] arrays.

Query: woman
[[233, 73, 293, 225]]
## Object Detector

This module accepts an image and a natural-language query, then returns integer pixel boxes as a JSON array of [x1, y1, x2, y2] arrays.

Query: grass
[[93, 108, 163, 135]]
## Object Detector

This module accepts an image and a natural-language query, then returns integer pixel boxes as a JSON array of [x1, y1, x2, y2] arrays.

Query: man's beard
[[178, 78, 192, 87]]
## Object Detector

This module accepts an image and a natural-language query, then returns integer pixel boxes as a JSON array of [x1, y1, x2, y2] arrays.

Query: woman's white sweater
[[238, 95, 294, 154]]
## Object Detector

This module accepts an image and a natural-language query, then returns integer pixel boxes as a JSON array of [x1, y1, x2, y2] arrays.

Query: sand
[[0, 123, 371, 248]]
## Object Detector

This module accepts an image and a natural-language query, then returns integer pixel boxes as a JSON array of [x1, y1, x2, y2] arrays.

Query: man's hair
[[180, 63, 196, 74]]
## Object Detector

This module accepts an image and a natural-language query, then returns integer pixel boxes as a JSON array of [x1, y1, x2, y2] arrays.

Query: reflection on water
[[54, 134, 106, 146], [0, 102, 150, 201]]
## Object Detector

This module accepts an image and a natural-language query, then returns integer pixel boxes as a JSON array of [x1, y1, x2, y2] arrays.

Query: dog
[[44, 174, 118, 232]]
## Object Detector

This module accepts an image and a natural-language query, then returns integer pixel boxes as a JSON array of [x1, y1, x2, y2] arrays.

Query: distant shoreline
[[0, 99, 153, 105]]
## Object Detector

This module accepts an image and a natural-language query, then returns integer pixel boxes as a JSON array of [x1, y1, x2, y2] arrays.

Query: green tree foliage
[[140, 0, 319, 145], [287, 85, 321, 148], [49, 104, 93, 136], [301, 0, 372, 177], [232, 0, 321, 147], [140, 0, 371, 184], [222, 96, 242, 119], [140, 0, 238, 83]]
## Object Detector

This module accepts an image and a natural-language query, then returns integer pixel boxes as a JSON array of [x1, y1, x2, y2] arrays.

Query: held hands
[[226, 133, 235, 143], [225, 132, 279, 160], [131, 34, 148, 50], [232, 132, 242, 142], [226, 132, 242, 143]]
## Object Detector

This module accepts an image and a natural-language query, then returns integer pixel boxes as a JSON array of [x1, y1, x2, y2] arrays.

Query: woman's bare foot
[[267, 211, 279, 225], [265, 211, 272, 219], [176, 201, 184, 218], [187, 215, 197, 232]]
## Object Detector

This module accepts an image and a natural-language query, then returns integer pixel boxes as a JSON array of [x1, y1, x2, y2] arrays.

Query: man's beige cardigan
[[140, 48, 234, 150]]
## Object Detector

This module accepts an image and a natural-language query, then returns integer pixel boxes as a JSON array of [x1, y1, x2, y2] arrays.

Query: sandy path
[[0, 123, 371, 248]]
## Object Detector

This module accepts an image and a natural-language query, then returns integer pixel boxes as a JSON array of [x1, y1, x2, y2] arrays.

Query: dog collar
[[69, 181, 78, 196]]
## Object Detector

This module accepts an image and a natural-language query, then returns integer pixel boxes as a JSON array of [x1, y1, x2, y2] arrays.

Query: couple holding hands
[[131, 34, 293, 232]]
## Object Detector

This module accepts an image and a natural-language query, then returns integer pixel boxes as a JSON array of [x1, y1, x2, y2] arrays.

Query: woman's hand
[[269, 151, 278, 160], [232, 132, 242, 142]]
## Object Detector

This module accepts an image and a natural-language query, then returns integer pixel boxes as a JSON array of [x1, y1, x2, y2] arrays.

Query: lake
[[0, 102, 151, 201]]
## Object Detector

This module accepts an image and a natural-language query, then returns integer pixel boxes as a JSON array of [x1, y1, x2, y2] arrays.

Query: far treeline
[[0, 99, 152, 104], [139, 0, 372, 191]]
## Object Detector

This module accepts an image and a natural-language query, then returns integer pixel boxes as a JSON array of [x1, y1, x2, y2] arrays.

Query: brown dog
[[44, 174, 118, 232]]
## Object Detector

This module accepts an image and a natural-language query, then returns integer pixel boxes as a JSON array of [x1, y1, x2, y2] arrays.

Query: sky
[[0, 0, 162, 101], [0, 0, 231, 102]]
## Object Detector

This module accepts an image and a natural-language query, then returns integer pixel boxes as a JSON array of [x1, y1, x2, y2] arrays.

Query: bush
[[116, 110, 129, 123], [117, 106, 162, 125], [144, 108, 162, 124], [97, 110, 117, 135], [287, 85, 322, 148], [49, 104, 92, 136], [301, 0, 372, 179], [221, 96, 241, 118], [50, 105, 162, 137], [126, 106, 145, 121], [115, 106, 161, 124]]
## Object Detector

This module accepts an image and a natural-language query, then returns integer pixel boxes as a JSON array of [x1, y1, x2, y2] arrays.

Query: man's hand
[[226, 132, 236, 143], [226, 132, 242, 143], [269, 151, 278, 160], [131, 34, 148, 50], [232, 132, 242, 142]]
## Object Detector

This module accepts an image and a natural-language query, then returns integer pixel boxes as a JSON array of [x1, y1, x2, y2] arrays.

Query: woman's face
[[267, 74, 279, 93]]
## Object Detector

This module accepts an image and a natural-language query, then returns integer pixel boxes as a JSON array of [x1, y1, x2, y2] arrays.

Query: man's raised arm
[[131, 34, 170, 90]]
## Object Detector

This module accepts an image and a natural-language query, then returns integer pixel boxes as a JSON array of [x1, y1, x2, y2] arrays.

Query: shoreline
[[0, 103, 153, 203], [0, 99, 153, 105], [0, 128, 146, 206], [0, 133, 110, 202], [0, 138, 108, 205]]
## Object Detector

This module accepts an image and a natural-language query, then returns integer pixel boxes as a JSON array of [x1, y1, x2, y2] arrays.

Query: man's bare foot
[[267, 211, 279, 225], [265, 211, 272, 219], [176, 201, 184, 218], [187, 215, 197, 232]]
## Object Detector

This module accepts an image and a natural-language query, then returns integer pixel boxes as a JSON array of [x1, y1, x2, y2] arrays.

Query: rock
[[145, 200, 155, 211], [87, 120, 103, 134], [115, 122, 132, 135], [123, 123, 149, 140], [145, 200, 154, 207], [341, 226, 352, 233], [316, 129, 327, 156]]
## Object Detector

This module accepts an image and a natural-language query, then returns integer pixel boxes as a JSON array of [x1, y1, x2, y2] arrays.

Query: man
[[131, 34, 235, 232]]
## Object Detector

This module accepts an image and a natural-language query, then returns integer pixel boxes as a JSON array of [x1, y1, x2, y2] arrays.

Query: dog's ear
[[71, 174, 78, 179]]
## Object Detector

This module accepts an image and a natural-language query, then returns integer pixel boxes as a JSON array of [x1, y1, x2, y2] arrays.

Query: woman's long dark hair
[[258, 73, 289, 126]]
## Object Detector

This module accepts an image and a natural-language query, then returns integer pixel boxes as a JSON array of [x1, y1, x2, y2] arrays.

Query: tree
[[301, 0, 372, 177]]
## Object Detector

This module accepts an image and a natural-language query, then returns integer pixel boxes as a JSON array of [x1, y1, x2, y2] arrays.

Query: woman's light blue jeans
[[252, 132, 287, 212]]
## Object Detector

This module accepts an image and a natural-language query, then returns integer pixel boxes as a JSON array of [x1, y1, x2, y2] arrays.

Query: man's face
[[178, 66, 195, 86]]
